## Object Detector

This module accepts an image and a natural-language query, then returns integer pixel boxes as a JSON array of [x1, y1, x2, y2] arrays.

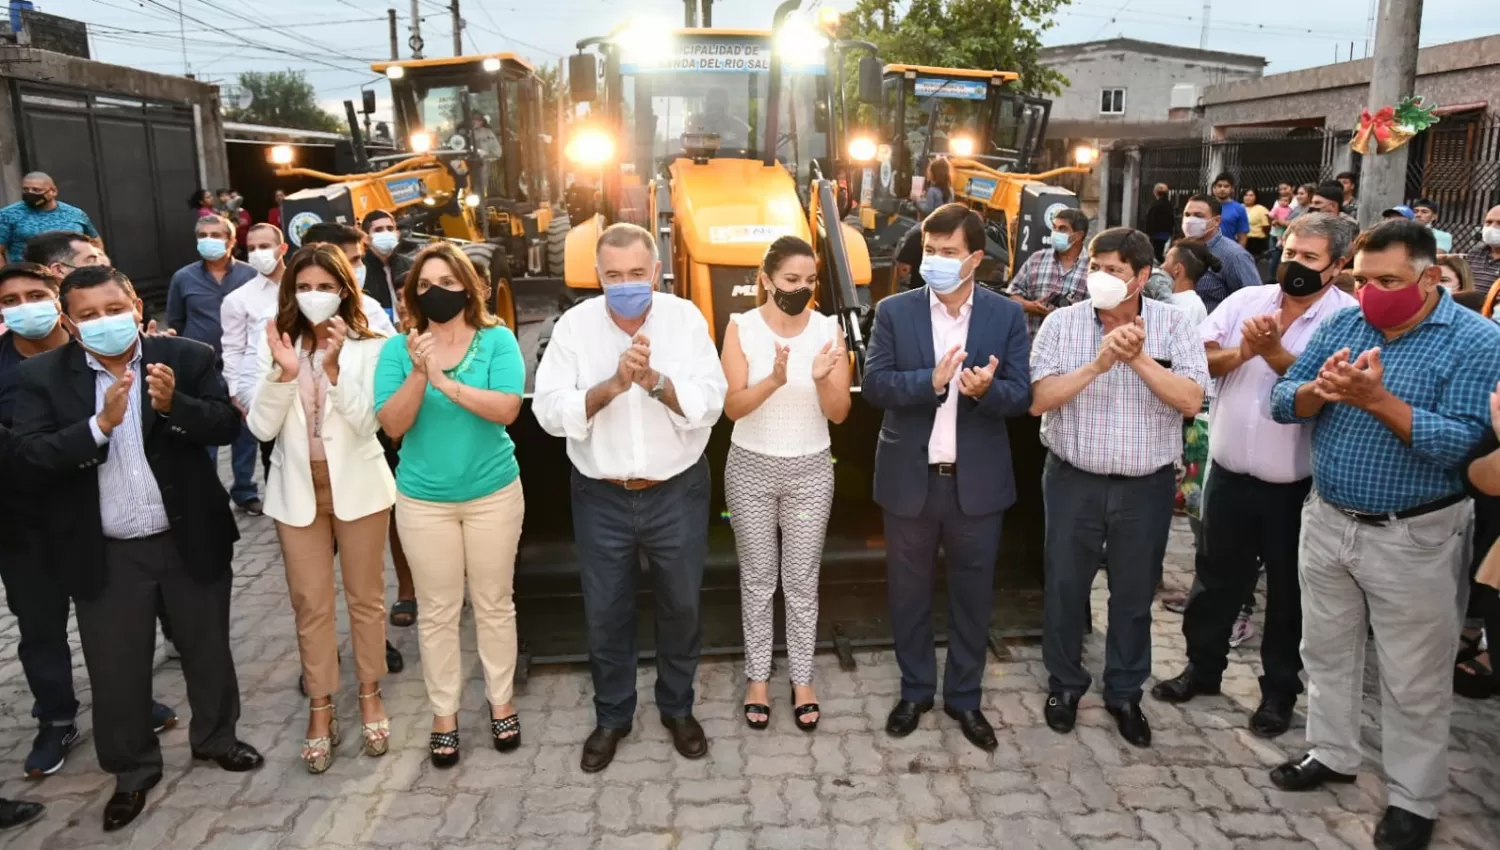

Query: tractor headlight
[[847, 137, 877, 163], [385, 65, 405, 80], [465, 192, 481, 208], [949, 136, 976, 157], [776, 22, 828, 60], [269, 145, 294, 165], [482, 56, 502, 72], [409, 132, 434, 154], [566, 129, 616, 166], [1074, 144, 1100, 166]]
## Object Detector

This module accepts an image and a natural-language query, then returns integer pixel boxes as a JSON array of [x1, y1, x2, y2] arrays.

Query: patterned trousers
[[725, 444, 835, 684]]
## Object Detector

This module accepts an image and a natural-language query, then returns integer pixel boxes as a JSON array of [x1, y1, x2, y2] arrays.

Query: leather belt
[[603, 478, 664, 492], [929, 463, 956, 477], [1334, 491, 1466, 526]]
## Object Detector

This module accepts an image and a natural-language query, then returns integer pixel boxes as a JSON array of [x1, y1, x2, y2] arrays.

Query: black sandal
[[793, 702, 820, 732], [491, 714, 521, 752], [743, 704, 771, 731], [429, 730, 460, 769], [1454, 654, 1495, 700], [390, 599, 417, 628]]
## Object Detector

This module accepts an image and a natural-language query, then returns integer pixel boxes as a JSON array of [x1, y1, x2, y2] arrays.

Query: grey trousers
[[725, 445, 834, 685], [1299, 495, 1471, 818]]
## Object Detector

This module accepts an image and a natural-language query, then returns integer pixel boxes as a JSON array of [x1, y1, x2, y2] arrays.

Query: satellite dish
[[235, 88, 254, 110]]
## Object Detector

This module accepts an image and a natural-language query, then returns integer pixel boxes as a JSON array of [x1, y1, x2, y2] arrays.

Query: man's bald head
[[1485, 205, 1500, 227], [22, 172, 54, 188]]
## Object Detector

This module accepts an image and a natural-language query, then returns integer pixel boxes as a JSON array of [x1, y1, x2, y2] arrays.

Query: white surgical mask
[[370, 231, 401, 255], [246, 248, 280, 277], [295, 291, 342, 325], [920, 254, 967, 294], [354, 264, 368, 289], [1086, 270, 1130, 310], [1182, 217, 1214, 240], [1484, 226, 1500, 248]]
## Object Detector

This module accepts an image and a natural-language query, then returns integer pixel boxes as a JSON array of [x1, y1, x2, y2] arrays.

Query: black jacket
[[1144, 197, 1177, 237], [364, 249, 416, 310], [12, 335, 241, 600]]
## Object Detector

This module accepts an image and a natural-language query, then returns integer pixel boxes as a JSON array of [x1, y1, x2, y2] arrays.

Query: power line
[[1087, 0, 1135, 41], [132, 0, 373, 73]]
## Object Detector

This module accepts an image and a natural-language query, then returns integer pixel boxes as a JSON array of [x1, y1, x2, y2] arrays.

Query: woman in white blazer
[[247, 244, 397, 774]]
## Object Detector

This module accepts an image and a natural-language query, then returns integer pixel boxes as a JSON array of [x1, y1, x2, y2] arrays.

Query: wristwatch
[[648, 372, 667, 400]]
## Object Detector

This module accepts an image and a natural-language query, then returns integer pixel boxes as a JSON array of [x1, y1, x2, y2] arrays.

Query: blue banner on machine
[[966, 177, 998, 202], [914, 78, 987, 100], [385, 177, 426, 205]]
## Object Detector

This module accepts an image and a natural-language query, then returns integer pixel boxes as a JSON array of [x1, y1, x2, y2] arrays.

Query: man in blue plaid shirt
[[1007, 208, 1091, 341], [1268, 220, 1500, 850]]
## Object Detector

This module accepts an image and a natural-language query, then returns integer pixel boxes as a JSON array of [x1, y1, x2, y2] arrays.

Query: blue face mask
[[1049, 231, 1072, 253], [920, 254, 967, 294], [602, 280, 653, 319], [1, 300, 60, 339], [75, 312, 140, 357], [371, 231, 401, 255], [196, 237, 228, 262]]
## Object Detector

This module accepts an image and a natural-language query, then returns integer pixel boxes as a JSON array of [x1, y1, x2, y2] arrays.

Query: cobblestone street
[[0, 507, 1497, 850]]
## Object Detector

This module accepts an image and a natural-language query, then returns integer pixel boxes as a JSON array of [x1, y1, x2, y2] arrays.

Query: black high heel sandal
[[429, 730, 461, 769], [743, 703, 771, 730], [491, 714, 522, 752], [791, 682, 819, 732]]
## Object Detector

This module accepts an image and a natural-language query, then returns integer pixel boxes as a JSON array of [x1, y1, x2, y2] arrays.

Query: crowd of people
[[0, 166, 1498, 850]]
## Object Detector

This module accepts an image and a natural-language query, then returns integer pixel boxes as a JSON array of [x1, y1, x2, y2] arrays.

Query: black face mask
[[418, 286, 468, 323], [1277, 259, 1333, 298], [771, 285, 813, 316], [21, 192, 47, 208]]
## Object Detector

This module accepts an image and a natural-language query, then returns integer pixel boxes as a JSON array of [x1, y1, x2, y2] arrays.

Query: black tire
[[546, 212, 571, 278], [461, 242, 516, 327]]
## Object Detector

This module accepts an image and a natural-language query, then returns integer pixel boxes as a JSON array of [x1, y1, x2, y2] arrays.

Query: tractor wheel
[[462, 242, 517, 330], [546, 212, 571, 278]]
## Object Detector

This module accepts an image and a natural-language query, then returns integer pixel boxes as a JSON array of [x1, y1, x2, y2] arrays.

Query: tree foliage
[[842, 0, 1071, 97], [222, 71, 344, 133]]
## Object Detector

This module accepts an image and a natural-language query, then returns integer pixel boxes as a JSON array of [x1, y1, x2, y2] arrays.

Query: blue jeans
[[570, 457, 710, 729], [207, 422, 260, 505]]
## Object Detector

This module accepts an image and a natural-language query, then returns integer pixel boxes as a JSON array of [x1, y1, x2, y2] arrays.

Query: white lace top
[[729, 307, 839, 458]]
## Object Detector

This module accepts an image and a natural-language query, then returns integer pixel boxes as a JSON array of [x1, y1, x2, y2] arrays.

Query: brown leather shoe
[[580, 726, 630, 773], [661, 715, 708, 759]]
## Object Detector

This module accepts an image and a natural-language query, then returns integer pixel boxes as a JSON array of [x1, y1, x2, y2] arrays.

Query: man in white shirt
[[220, 223, 285, 478], [533, 223, 727, 774]]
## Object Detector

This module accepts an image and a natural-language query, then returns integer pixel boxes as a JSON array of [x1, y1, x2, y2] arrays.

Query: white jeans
[[1298, 494, 1471, 818]]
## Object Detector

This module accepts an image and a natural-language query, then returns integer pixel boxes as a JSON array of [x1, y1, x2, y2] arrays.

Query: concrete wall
[[1041, 44, 1263, 124], [1202, 34, 1500, 127], [0, 47, 228, 204]]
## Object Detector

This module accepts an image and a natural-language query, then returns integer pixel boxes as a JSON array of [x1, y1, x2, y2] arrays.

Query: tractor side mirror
[[858, 56, 882, 106], [569, 53, 598, 103], [361, 89, 377, 115]]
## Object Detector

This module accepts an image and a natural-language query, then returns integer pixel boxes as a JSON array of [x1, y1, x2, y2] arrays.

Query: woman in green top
[[374, 242, 526, 769]]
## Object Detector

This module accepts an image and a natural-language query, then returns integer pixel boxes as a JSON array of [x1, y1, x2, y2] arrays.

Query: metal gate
[[11, 82, 201, 306]]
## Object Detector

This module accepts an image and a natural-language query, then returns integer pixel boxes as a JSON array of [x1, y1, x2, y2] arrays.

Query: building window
[[1100, 88, 1125, 115]]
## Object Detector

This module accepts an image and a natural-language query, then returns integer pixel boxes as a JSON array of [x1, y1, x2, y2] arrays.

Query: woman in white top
[[721, 236, 851, 732], [247, 244, 397, 774]]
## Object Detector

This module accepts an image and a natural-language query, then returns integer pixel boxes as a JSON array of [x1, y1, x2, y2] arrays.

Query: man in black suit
[[13, 266, 263, 831]]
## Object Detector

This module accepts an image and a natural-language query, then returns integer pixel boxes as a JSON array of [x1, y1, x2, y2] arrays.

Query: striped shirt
[[1469, 247, 1500, 297], [85, 341, 170, 540], [1270, 290, 1500, 513], [1031, 296, 1210, 477], [1006, 247, 1089, 339]]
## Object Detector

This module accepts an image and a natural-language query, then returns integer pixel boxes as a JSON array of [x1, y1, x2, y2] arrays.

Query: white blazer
[[246, 331, 396, 527]]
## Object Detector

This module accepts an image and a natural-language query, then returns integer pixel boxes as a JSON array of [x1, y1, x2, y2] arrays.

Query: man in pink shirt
[[1153, 212, 1359, 737]]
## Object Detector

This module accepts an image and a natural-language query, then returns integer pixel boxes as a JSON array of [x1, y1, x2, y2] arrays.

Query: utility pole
[[388, 9, 399, 61], [1199, 0, 1211, 50], [1357, 0, 1423, 230], [408, 0, 424, 59], [450, 0, 463, 56]]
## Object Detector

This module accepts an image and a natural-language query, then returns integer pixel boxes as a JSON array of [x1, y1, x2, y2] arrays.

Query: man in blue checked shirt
[[1268, 220, 1500, 850]]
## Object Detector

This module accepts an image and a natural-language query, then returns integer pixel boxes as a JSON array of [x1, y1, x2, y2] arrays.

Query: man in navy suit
[[863, 203, 1033, 751]]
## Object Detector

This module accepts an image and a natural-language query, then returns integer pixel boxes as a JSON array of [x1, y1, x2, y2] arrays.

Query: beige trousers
[[395, 479, 525, 716], [275, 461, 390, 698]]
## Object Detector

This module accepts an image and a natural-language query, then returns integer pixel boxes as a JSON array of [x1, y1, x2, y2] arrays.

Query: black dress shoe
[[1150, 668, 1221, 704], [1374, 806, 1436, 850], [943, 706, 998, 751], [1249, 693, 1296, 738], [661, 715, 708, 759], [580, 725, 631, 773], [1105, 701, 1152, 748], [1044, 692, 1080, 734], [885, 699, 933, 737], [1269, 753, 1358, 792], [385, 641, 404, 674], [191, 741, 264, 772], [0, 798, 44, 831], [103, 791, 147, 832]]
